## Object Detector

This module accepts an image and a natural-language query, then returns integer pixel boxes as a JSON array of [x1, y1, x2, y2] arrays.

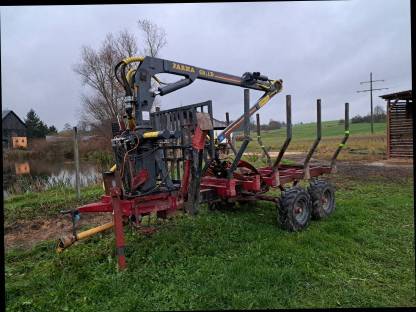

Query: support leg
[[111, 188, 126, 270]]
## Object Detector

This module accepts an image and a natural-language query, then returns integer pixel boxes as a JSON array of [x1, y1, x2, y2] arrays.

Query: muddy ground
[[4, 212, 113, 251], [4, 160, 413, 251]]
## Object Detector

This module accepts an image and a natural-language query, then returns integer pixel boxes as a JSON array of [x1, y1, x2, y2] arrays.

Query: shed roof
[[2, 110, 27, 127], [212, 117, 227, 129], [379, 90, 412, 101], [2, 110, 11, 119]]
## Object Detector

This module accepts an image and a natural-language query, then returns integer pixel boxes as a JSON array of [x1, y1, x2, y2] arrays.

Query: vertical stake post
[[73, 126, 81, 199], [227, 89, 251, 178], [330, 102, 350, 170], [370, 72, 374, 134], [273, 94, 292, 170], [225, 112, 237, 156], [256, 113, 271, 166], [207, 102, 215, 160], [303, 99, 322, 179], [244, 89, 250, 137]]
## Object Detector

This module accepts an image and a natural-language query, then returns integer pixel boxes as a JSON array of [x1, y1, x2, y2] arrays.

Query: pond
[[3, 159, 103, 198]]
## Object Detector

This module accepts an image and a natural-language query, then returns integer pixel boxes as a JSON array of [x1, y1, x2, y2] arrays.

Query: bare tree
[[137, 19, 167, 57], [74, 21, 167, 138], [63, 123, 72, 131], [137, 19, 167, 111], [74, 30, 138, 138], [374, 105, 386, 116]]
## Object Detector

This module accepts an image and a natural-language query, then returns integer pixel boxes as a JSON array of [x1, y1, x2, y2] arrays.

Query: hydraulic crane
[[57, 56, 349, 270], [57, 56, 284, 269]]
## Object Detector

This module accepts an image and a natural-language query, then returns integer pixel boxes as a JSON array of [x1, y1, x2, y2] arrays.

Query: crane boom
[[117, 56, 283, 141]]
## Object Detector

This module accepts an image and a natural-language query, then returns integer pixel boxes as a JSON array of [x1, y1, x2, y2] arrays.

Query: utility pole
[[356, 72, 389, 134], [73, 126, 81, 199]]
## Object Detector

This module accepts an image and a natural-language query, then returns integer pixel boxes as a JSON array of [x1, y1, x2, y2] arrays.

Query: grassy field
[[4, 185, 104, 224], [236, 121, 387, 161], [4, 164, 415, 310]]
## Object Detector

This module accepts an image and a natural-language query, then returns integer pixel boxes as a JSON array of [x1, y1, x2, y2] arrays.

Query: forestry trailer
[[57, 56, 349, 270]]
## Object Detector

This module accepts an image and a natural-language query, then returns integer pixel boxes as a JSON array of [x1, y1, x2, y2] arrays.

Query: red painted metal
[[76, 196, 113, 213], [111, 189, 126, 270], [234, 160, 262, 192], [77, 192, 181, 218], [253, 164, 332, 188], [180, 159, 191, 198], [131, 169, 149, 190], [200, 176, 237, 197], [240, 174, 261, 192], [192, 126, 206, 150]]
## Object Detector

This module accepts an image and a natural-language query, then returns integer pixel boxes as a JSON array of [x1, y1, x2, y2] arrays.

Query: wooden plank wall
[[388, 100, 413, 158]]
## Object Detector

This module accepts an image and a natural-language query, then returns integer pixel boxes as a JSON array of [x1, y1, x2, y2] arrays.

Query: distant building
[[380, 90, 413, 159], [2, 110, 27, 149]]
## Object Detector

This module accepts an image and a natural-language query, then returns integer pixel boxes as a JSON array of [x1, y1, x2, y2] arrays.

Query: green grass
[[4, 185, 103, 224], [236, 121, 387, 160], [5, 173, 414, 310], [251, 120, 386, 143]]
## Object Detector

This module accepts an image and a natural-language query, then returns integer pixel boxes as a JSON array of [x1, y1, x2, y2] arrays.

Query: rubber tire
[[308, 179, 336, 220], [277, 186, 312, 232]]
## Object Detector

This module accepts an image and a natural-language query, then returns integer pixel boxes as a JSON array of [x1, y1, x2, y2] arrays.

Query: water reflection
[[3, 159, 102, 198], [15, 162, 30, 175]]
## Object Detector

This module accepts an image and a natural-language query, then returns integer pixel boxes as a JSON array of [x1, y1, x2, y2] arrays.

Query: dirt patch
[[333, 161, 413, 184], [4, 213, 112, 251], [245, 151, 304, 157], [367, 158, 413, 168]]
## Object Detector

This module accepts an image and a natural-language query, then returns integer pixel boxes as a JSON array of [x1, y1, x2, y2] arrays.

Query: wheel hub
[[295, 207, 303, 214], [322, 190, 332, 211], [294, 200, 308, 224]]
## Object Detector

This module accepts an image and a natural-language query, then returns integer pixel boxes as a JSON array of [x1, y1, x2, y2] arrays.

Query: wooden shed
[[380, 90, 413, 159], [2, 110, 27, 149]]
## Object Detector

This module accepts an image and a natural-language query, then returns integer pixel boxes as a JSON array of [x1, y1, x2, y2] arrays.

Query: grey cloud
[[1, 1, 411, 130]]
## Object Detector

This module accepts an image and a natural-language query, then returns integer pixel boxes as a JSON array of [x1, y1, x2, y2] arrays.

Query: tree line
[[25, 109, 58, 138], [346, 105, 386, 124]]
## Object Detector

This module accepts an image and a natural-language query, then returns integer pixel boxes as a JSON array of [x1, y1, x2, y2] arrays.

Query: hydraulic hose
[[56, 222, 114, 253], [114, 56, 145, 96], [120, 62, 132, 96], [126, 69, 137, 88], [114, 61, 125, 86]]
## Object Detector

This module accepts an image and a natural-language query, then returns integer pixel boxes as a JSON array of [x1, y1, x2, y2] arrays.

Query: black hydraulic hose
[[114, 61, 125, 86], [158, 78, 193, 96], [114, 60, 134, 97], [120, 62, 132, 96]]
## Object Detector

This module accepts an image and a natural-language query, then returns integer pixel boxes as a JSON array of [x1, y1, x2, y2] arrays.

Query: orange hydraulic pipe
[[56, 222, 114, 253]]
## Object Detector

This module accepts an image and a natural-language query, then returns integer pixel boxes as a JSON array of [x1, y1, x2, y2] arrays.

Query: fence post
[[73, 126, 81, 199]]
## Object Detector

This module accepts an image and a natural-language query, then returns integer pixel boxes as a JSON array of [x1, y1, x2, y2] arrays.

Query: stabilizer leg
[[303, 99, 322, 179], [330, 102, 350, 172], [256, 113, 271, 166]]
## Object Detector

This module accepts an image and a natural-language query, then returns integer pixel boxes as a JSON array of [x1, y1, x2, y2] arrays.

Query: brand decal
[[172, 62, 196, 73]]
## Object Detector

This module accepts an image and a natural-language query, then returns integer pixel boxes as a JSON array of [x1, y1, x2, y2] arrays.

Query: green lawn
[[249, 120, 386, 142], [236, 121, 387, 157], [4, 185, 104, 224], [5, 169, 414, 310]]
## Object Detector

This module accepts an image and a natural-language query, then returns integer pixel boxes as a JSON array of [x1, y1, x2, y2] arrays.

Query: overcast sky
[[1, 1, 411, 130]]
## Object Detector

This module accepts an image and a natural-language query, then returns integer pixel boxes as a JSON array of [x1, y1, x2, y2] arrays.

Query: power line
[[356, 72, 389, 134]]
